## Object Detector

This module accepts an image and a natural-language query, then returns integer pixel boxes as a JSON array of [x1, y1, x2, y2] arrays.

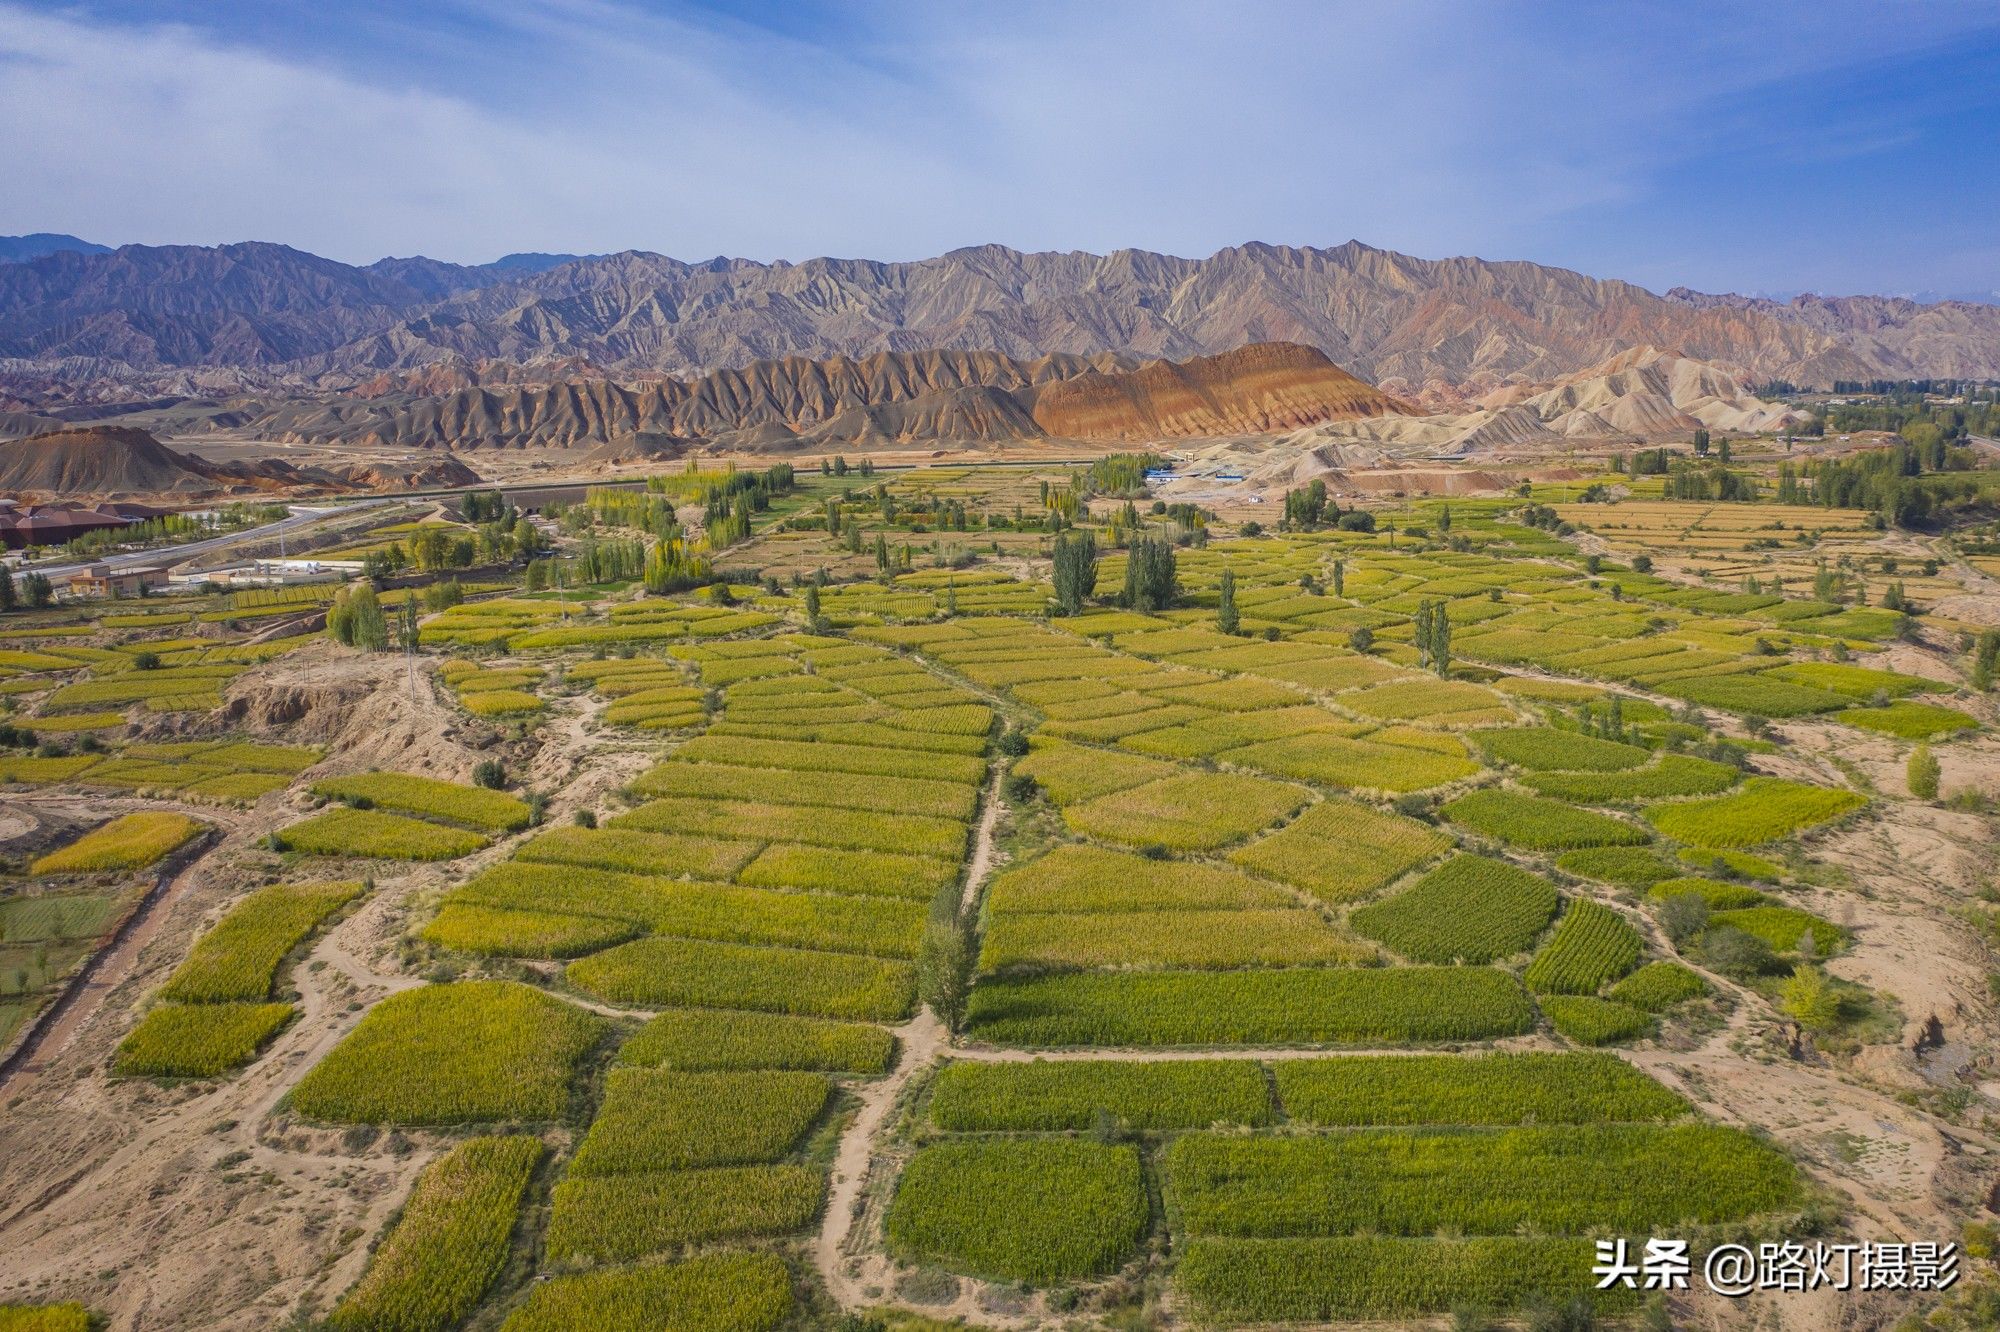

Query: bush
[[1701, 925, 1778, 978], [472, 760, 508, 791], [1909, 743, 1940, 800]]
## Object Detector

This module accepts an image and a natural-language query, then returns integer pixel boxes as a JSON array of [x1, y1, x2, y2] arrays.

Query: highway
[[22, 498, 397, 584]]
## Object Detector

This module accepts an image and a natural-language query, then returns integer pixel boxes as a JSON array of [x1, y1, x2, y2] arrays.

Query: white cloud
[[0, 0, 1994, 286]]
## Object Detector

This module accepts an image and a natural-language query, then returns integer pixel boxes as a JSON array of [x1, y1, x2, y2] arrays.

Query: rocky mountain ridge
[[2, 240, 1997, 399], [207, 342, 1406, 452]]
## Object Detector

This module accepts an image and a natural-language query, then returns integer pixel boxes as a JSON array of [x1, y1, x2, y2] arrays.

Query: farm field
[[0, 458, 1992, 1332]]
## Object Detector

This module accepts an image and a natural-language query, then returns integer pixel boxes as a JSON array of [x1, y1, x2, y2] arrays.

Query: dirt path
[[0, 652, 638, 1328], [0, 803, 254, 1098], [814, 763, 1036, 1325]]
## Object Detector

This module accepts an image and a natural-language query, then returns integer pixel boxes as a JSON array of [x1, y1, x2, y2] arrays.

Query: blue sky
[[2, 0, 1998, 297]]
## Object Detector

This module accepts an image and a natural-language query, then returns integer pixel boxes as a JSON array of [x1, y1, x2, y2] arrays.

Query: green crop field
[[1523, 753, 1742, 801], [568, 937, 916, 1021], [987, 844, 1291, 914], [0, 1305, 91, 1332], [1061, 771, 1310, 851], [312, 772, 533, 831], [1226, 799, 1450, 902], [1272, 1052, 1688, 1125], [114, 1001, 295, 1078], [1555, 845, 1682, 885], [886, 1139, 1148, 1284], [1541, 995, 1657, 1045], [1442, 789, 1650, 850], [421, 903, 639, 958], [1178, 1235, 1629, 1321], [1348, 854, 1557, 963], [1605, 961, 1708, 1011], [568, 1068, 830, 1175], [1474, 727, 1650, 771], [279, 808, 488, 861], [497, 1250, 792, 1332], [161, 881, 361, 1002], [1523, 899, 1644, 995], [618, 1008, 894, 1074], [929, 1058, 1275, 1131], [1647, 777, 1868, 847], [292, 981, 605, 1123], [966, 967, 1536, 1046], [33, 811, 203, 875], [327, 1136, 542, 1332], [546, 1164, 823, 1260], [1167, 1122, 1797, 1237], [980, 906, 1368, 972]]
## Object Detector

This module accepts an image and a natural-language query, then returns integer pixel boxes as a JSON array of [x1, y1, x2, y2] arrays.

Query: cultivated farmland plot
[[6, 471, 1978, 1332]]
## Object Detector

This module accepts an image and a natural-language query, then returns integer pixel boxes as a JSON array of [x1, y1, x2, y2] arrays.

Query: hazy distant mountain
[[1662, 288, 2000, 382], [2, 238, 1998, 390], [0, 233, 112, 263], [360, 252, 593, 301]]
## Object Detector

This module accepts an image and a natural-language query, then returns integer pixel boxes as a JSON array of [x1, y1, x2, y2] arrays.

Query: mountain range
[[2, 240, 1998, 405], [118, 342, 1405, 454]]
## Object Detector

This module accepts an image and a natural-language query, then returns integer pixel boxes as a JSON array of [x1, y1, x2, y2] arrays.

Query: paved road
[[25, 498, 395, 583]]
